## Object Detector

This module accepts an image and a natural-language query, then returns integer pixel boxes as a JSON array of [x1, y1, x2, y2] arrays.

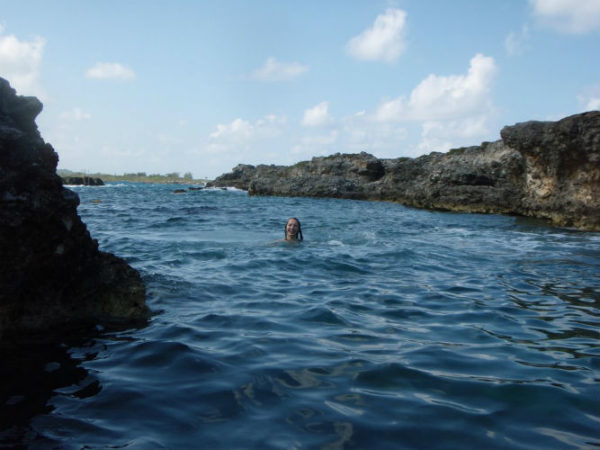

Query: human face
[[286, 219, 299, 239]]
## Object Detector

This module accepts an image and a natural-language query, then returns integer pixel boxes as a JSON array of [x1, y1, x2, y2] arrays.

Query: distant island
[[58, 169, 207, 185]]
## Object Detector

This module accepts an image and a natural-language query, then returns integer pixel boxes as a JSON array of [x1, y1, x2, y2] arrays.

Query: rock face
[[210, 111, 600, 231], [61, 176, 104, 186], [499, 113, 599, 230], [0, 77, 149, 337]]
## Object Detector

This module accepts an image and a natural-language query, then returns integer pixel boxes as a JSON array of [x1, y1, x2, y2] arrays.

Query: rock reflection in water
[[0, 334, 101, 447]]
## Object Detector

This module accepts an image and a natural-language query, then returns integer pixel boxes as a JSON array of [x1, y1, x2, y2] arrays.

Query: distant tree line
[[58, 170, 203, 184]]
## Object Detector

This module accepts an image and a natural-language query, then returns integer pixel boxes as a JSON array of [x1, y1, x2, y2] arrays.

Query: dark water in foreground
[[2, 183, 599, 449]]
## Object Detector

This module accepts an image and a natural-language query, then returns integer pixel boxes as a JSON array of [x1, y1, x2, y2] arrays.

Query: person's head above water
[[285, 217, 303, 241]]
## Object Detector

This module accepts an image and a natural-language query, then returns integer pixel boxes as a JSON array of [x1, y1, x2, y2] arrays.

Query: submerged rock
[[0, 77, 149, 337], [210, 112, 600, 231]]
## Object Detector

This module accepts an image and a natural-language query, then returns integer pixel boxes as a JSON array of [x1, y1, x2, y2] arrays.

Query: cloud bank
[[205, 53, 499, 166]]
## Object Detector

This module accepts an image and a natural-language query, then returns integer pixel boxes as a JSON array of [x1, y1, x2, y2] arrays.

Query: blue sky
[[1, 0, 598, 179]]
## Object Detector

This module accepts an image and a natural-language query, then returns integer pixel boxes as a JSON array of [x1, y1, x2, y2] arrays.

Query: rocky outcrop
[[208, 163, 286, 190], [0, 77, 149, 337], [499, 113, 599, 230], [61, 176, 104, 186], [210, 111, 600, 230]]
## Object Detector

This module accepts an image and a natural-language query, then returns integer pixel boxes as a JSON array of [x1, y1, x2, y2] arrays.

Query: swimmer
[[284, 217, 303, 241]]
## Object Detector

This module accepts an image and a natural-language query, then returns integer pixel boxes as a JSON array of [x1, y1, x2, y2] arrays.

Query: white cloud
[[505, 25, 530, 55], [250, 57, 308, 81], [340, 112, 408, 155], [530, 0, 600, 34], [255, 114, 287, 137], [370, 54, 498, 155], [346, 8, 407, 63], [0, 29, 45, 98], [302, 101, 333, 127], [85, 62, 135, 80], [375, 53, 497, 122], [208, 114, 286, 153], [210, 118, 253, 141], [417, 116, 491, 154], [586, 97, 600, 111], [577, 84, 600, 111], [290, 130, 339, 159]]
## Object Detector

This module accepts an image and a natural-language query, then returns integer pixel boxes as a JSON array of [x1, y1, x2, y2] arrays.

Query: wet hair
[[285, 217, 303, 241]]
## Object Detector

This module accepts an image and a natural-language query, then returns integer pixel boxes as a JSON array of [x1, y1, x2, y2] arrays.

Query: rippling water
[[2, 183, 599, 449]]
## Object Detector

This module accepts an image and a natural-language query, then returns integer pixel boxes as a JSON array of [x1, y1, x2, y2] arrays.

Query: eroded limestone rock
[[0, 77, 149, 337]]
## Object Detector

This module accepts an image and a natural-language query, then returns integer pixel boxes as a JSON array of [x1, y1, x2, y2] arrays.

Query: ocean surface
[[2, 182, 599, 450]]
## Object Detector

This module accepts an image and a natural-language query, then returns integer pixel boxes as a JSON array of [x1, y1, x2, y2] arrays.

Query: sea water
[[2, 182, 599, 449]]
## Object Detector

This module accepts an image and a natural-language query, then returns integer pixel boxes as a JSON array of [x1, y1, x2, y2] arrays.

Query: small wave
[[203, 186, 247, 192], [66, 183, 131, 188], [299, 306, 351, 326], [19, 181, 599, 450]]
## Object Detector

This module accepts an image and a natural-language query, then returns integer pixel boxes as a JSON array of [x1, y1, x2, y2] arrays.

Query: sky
[[0, 0, 598, 179]]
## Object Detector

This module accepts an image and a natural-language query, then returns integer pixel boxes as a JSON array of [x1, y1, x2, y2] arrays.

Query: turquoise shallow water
[[2, 182, 599, 449]]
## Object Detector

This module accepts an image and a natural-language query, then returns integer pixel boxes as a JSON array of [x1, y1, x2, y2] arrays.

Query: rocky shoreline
[[0, 77, 149, 337], [61, 176, 104, 186], [209, 111, 600, 231]]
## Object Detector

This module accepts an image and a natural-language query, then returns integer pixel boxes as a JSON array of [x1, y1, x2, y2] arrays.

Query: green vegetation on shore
[[58, 169, 207, 184]]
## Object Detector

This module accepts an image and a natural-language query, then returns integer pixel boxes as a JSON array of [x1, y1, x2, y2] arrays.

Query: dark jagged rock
[[206, 163, 283, 190], [61, 176, 104, 186], [251, 153, 383, 199], [0, 77, 149, 337], [210, 112, 600, 231]]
